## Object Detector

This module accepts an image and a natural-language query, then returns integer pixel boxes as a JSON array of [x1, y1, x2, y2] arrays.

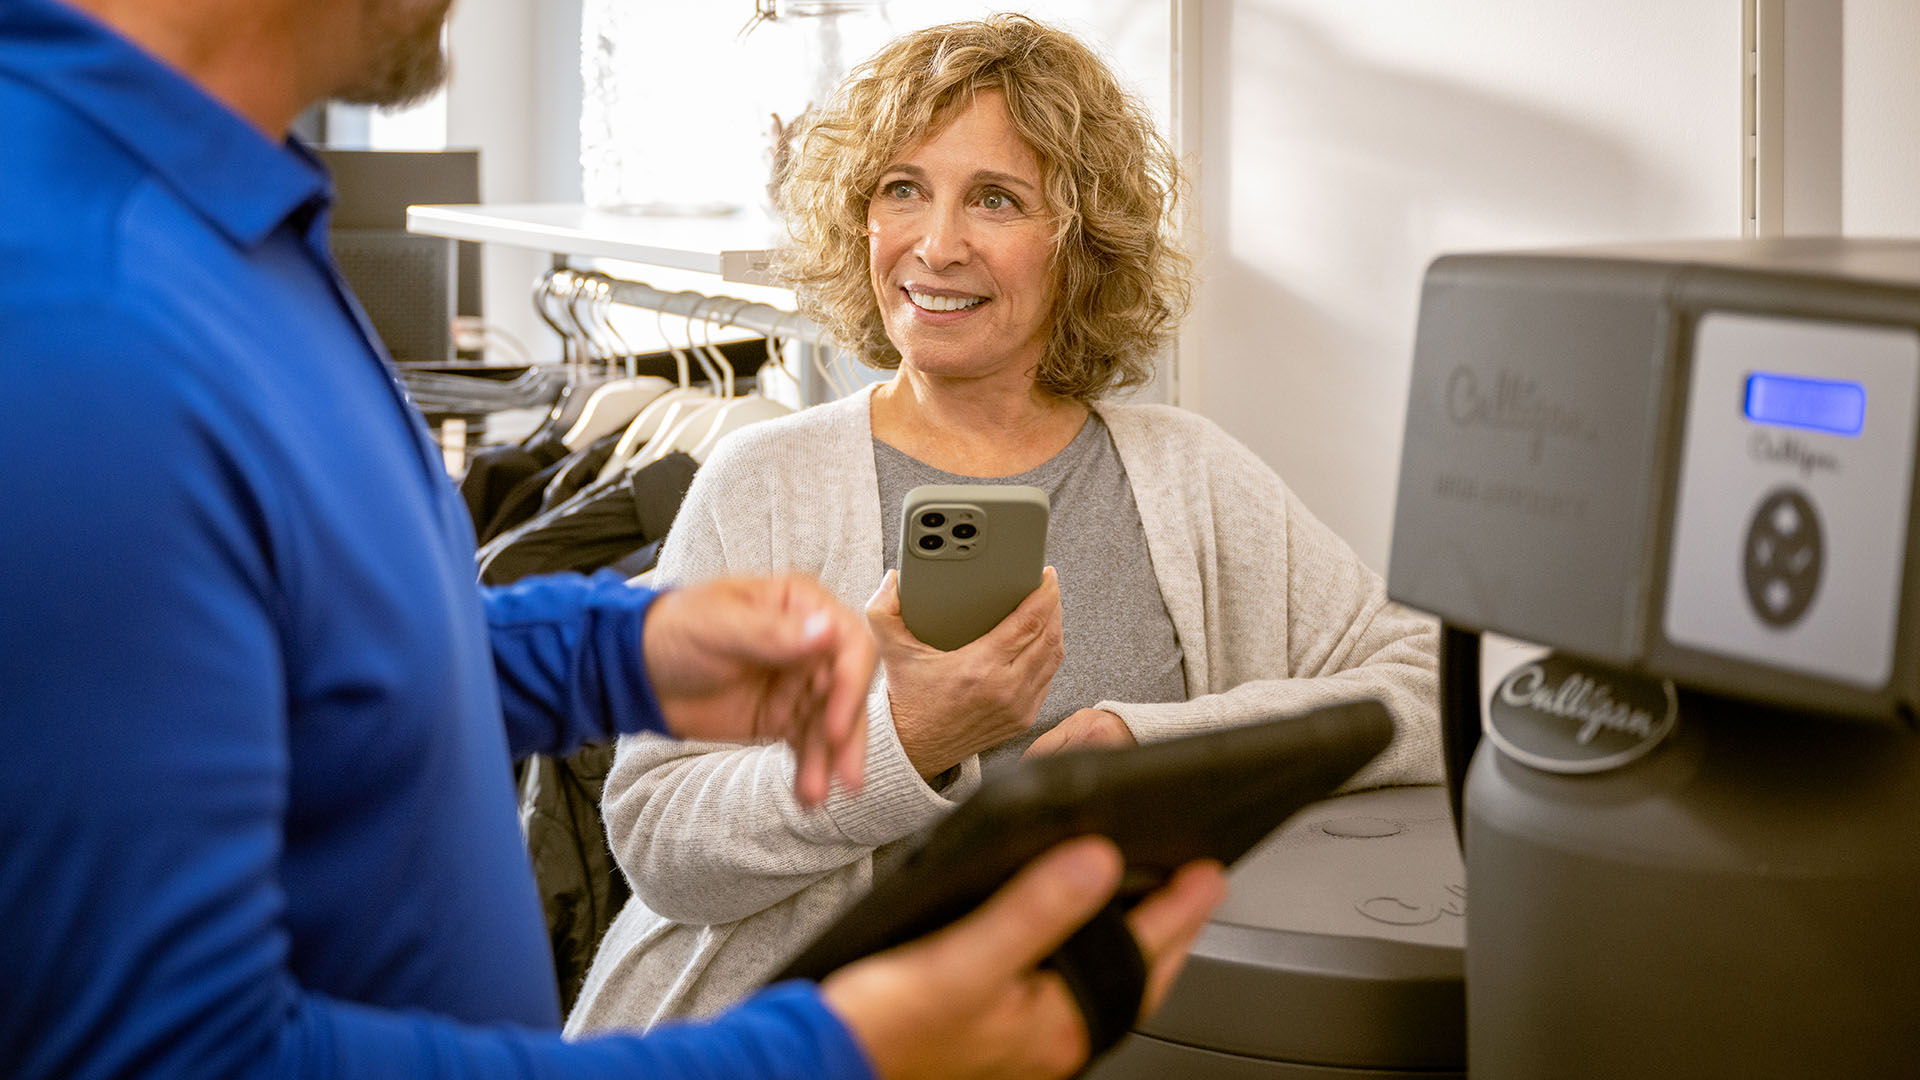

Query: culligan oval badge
[[1485, 653, 1677, 774]]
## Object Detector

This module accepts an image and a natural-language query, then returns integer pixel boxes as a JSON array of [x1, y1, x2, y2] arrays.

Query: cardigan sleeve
[[1095, 410, 1443, 790], [598, 436, 982, 925]]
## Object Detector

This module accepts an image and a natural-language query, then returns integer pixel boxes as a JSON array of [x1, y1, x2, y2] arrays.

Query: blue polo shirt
[[0, 1, 872, 1077]]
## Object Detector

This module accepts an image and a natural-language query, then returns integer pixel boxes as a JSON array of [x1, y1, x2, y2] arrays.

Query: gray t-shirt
[[875, 412, 1187, 774]]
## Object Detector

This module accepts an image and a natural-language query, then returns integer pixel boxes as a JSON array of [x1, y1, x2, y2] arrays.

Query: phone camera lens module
[[951, 523, 976, 539], [920, 512, 946, 528], [918, 534, 944, 551]]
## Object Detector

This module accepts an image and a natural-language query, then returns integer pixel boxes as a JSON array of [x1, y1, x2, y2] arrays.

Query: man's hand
[[642, 574, 875, 808], [867, 567, 1064, 780], [1024, 707, 1137, 759], [821, 836, 1227, 1080]]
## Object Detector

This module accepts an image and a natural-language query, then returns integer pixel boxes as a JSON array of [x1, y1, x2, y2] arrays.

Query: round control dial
[[1743, 487, 1823, 628]]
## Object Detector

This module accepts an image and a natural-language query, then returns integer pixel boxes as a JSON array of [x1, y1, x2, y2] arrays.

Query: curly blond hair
[[774, 14, 1192, 402]]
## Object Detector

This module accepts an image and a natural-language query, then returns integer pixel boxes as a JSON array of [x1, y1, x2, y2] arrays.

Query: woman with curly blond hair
[[566, 14, 1440, 1035]]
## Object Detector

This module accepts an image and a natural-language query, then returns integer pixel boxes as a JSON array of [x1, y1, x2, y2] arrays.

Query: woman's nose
[[912, 203, 970, 270]]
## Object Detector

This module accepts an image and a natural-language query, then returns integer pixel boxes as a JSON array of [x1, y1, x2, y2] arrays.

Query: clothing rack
[[404, 202, 854, 410], [602, 279, 818, 344], [597, 276, 842, 408]]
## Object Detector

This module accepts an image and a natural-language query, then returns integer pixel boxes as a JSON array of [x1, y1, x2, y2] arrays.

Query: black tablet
[[774, 698, 1394, 987]]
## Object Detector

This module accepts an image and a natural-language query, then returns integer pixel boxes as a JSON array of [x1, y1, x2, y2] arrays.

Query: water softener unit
[[1388, 238, 1920, 1078]]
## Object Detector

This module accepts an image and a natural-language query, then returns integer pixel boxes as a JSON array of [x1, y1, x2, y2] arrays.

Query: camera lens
[[951, 523, 976, 539], [920, 511, 946, 528], [918, 534, 944, 551]]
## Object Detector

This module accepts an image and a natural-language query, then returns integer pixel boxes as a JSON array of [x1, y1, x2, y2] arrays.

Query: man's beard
[[334, 0, 452, 108]]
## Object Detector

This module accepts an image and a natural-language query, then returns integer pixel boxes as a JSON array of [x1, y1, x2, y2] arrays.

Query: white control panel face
[[1665, 312, 1920, 687]]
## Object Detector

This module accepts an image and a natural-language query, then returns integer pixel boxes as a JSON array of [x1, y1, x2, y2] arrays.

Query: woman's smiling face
[[867, 90, 1058, 389]]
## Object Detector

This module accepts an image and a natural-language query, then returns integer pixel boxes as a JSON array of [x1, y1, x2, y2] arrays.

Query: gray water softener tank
[[1387, 238, 1920, 1078], [1087, 785, 1466, 1079]]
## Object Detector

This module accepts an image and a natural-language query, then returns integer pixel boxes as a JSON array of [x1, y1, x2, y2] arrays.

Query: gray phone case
[[898, 484, 1049, 651]]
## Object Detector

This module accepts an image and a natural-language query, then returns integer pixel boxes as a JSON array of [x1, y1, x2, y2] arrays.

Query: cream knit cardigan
[[565, 386, 1442, 1035]]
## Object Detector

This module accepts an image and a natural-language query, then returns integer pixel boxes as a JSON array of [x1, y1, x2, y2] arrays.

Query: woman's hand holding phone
[[866, 566, 1064, 781]]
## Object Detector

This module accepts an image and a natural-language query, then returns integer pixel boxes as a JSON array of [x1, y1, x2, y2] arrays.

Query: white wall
[[446, 0, 584, 363], [1188, 2, 1745, 573], [1844, 0, 1920, 233]]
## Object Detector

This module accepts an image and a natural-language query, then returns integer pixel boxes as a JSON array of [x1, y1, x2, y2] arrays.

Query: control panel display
[[1744, 373, 1866, 436], [1665, 312, 1920, 688]]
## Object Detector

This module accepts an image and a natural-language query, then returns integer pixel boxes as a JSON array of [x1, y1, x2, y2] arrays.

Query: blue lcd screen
[[1743, 373, 1866, 436]]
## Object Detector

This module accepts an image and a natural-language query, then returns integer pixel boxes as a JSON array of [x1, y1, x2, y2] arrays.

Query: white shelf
[[406, 203, 783, 285]]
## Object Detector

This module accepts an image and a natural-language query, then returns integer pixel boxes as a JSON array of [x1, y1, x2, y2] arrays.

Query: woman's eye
[[981, 191, 1011, 211], [883, 181, 915, 199]]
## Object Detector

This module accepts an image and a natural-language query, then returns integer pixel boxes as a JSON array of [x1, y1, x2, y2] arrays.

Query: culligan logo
[[1749, 431, 1840, 478], [1485, 653, 1677, 774], [1445, 365, 1601, 463]]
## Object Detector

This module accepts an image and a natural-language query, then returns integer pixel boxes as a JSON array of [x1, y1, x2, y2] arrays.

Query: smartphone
[[897, 484, 1050, 651], [773, 698, 1394, 980]]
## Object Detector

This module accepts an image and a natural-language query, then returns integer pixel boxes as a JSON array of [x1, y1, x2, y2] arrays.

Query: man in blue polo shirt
[[0, 0, 1227, 1078]]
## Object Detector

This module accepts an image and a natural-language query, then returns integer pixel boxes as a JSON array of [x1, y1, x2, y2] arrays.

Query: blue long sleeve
[[486, 571, 671, 760], [202, 982, 873, 1080]]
